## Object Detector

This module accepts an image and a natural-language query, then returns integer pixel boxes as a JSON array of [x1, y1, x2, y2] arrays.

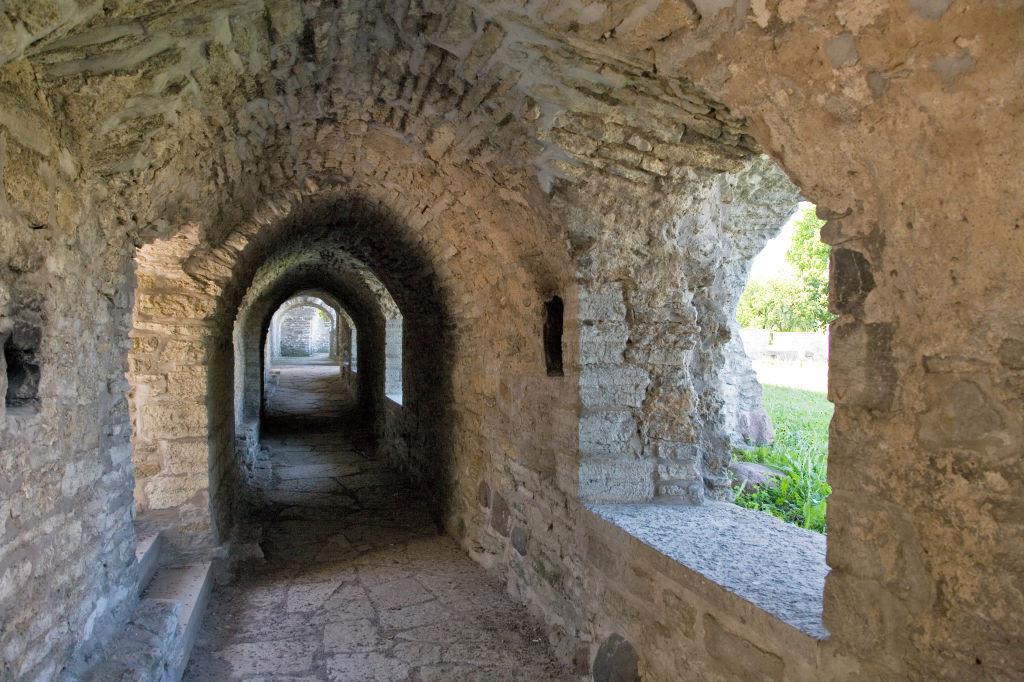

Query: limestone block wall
[[273, 300, 336, 358], [0, 1, 1021, 680], [0, 65, 140, 678], [572, 158, 798, 502], [235, 250, 395, 524], [309, 315, 331, 355], [336, 311, 355, 368], [278, 306, 318, 356], [671, 6, 1024, 676], [266, 293, 351, 371], [234, 275, 385, 509], [384, 317, 403, 401], [130, 226, 223, 558]]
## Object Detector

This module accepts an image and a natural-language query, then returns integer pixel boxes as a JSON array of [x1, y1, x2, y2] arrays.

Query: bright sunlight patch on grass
[[734, 384, 833, 534]]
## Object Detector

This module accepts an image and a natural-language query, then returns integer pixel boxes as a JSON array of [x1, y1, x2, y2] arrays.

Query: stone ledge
[[135, 531, 162, 597], [586, 500, 828, 639]]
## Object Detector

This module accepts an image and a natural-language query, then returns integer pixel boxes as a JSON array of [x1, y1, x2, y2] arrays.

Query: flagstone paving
[[184, 362, 575, 681]]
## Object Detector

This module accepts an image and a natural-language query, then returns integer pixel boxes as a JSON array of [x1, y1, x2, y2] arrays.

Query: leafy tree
[[736, 205, 833, 332], [786, 207, 830, 279], [736, 279, 816, 331], [784, 206, 832, 331]]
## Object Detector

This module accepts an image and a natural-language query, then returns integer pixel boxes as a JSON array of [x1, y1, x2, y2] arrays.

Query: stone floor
[[184, 363, 574, 681], [263, 360, 354, 427]]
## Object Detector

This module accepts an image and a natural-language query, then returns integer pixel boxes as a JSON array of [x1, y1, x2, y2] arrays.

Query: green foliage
[[736, 279, 820, 332], [785, 207, 832, 331], [786, 207, 830, 282], [733, 384, 833, 533], [736, 205, 834, 332]]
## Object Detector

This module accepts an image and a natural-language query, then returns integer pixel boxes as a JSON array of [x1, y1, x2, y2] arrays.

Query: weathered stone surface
[[703, 614, 785, 680], [274, 301, 336, 358], [580, 366, 651, 409], [592, 634, 640, 682], [728, 460, 783, 494], [917, 378, 1005, 448], [141, 403, 207, 440], [490, 493, 512, 537], [511, 526, 529, 556], [830, 248, 875, 315], [1, 2, 1021, 680], [579, 459, 655, 502], [589, 501, 828, 638], [828, 322, 897, 410], [136, 294, 217, 320], [82, 599, 181, 681], [579, 411, 641, 459]]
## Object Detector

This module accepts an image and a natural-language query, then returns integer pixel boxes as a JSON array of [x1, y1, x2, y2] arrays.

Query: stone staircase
[[83, 532, 213, 681]]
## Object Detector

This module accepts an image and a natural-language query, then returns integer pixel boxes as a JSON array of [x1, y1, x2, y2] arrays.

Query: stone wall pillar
[[577, 281, 653, 501], [336, 316, 353, 365], [129, 288, 217, 548], [567, 157, 798, 503], [127, 225, 229, 554], [385, 316, 403, 399]]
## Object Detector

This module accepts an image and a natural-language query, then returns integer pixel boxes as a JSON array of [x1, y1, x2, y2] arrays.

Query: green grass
[[733, 384, 833, 534]]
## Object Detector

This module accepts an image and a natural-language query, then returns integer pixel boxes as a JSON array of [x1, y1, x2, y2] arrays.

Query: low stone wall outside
[[740, 329, 828, 363]]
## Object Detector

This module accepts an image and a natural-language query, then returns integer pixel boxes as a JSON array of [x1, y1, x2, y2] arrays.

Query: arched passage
[[233, 279, 378, 510], [7, 4, 1019, 678], [268, 297, 339, 360], [267, 290, 360, 369], [234, 271, 387, 430], [126, 184, 576, 678], [229, 254, 400, 508], [128, 191, 500, 554]]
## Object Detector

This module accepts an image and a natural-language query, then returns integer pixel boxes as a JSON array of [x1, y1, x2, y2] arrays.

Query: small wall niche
[[4, 324, 41, 413], [544, 295, 564, 377]]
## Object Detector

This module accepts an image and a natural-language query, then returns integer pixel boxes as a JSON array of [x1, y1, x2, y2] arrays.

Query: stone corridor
[[183, 363, 574, 680], [4, 3, 1021, 679]]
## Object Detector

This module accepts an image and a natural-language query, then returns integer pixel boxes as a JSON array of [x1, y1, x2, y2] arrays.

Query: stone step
[[135, 531, 162, 596], [143, 562, 214, 681], [83, 560, 213, 681], [83, 599, 182, 681]]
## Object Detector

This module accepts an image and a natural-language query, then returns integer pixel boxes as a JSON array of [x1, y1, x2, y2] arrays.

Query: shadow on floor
[[184, 363, 575, 680]]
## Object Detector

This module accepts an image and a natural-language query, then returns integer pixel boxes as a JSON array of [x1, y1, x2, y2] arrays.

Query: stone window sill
[[586, 500, 828, 639]]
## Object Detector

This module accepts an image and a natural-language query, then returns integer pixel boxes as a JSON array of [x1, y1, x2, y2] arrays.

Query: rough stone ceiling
[[199, 195, 440, 327], [242, 264, 382, 342], [238, 239, 400, 329], [3, 0, 757, 216]]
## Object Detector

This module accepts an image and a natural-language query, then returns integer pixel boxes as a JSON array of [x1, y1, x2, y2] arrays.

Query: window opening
[[384, 317, 402, 403], [544, 295, 564, 377], [4, 325, 40, 412], [349, 330, 358, 372], [731, 203, 833, 534]]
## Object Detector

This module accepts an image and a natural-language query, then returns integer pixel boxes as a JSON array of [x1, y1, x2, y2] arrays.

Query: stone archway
[[126, 169, 570, 558], [2, 3, 1021, 679], [269, 297, 339, 359], [269, 290, 360, 368]]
